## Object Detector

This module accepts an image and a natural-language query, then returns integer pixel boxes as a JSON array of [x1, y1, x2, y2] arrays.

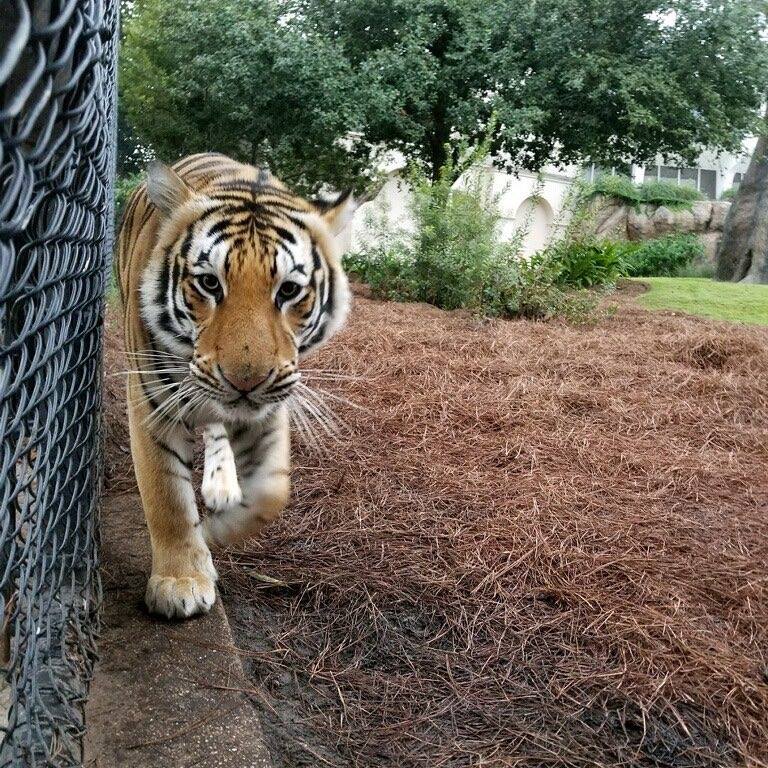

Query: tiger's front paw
[[145, 572, 216, 619], [202, 459, 242, 513]]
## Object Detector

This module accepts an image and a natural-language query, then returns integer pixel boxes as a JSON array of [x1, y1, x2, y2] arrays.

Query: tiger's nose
[[220, 367, 271, 394]]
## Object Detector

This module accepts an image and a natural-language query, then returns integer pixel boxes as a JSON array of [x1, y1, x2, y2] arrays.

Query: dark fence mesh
[[0, 1, 117, 765]]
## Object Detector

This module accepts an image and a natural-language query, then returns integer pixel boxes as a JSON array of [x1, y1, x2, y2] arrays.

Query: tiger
[[115, 153, 354, 619]]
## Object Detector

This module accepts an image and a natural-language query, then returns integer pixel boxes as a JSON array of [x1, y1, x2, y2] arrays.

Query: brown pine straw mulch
[[103, 285, 768, 768]]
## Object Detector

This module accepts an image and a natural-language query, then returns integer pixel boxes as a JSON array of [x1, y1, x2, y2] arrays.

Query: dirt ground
[[103, 285, 768, 768]]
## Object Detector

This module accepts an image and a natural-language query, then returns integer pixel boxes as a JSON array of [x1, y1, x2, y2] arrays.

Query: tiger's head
[[140, 161, 354, 422]]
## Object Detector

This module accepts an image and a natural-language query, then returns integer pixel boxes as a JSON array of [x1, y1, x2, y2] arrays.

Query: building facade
[[343, 140, 754, 258]]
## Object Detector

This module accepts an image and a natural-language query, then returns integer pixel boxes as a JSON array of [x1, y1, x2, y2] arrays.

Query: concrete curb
[[84, 493, 272, 768]]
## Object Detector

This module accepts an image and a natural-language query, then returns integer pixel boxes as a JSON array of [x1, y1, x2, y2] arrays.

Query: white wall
[[346, 176, 416, 254], [488, 167, 574, 255], [340, 140, 755, 257], [346, 164, 576, 257]]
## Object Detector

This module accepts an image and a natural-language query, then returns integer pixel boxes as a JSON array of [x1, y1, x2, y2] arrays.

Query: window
[[699, 170, 717, 200], [659, 166, 678, 181], [732, 172, 743, 190], [590, 164, 611, 181], [680, 168, 698, 188], [583, 163, 631, 182], [642, 164, 718, 200]]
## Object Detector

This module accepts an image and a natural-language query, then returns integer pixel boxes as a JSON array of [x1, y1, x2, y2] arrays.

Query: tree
[[120, 0, 373, 193], [715, 129, 768, 283], [122, 0, 768, 192], [713, 0, 768, 284]]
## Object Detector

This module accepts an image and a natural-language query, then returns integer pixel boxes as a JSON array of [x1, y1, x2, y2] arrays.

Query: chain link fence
[[0, 0, 117, 764]]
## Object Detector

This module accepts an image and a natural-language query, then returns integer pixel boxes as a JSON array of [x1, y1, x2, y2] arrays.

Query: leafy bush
[[347, 178, 604, 321], [588, 174, 704, 210], [618, 234, 703, 277], [408, 162, 526, 313], [589, 174, 641, 204], [348, 139, 526, 316], [343, 250, 419, 303], [347, 141, 609, 324], [720, 187, 739, 202], [345, 247, 604, 323], [503, 255, 606, 323], [541, 239, 626, 288], [522, 231, 704, 286], [638, 180, 704, 207]]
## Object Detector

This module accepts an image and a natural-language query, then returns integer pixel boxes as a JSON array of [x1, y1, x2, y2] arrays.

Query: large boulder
[[593, 203, 628, 238], [627, 207, 655, 240], [709, 201, 731, 231], [691, 201, 713, 230], [651, 205, 677, 234], [672, 208, 697, 233]]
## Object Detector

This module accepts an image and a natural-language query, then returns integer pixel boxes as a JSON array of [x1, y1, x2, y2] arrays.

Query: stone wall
[[591, 197, 731, 264]]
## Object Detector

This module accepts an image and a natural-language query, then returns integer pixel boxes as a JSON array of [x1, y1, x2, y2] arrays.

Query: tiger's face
[[139, 162, 353, 422]]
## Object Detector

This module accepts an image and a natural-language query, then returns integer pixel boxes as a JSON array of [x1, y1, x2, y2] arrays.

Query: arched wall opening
[[513, 196, 554, 255]]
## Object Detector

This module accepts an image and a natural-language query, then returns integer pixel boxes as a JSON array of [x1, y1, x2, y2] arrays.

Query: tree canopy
[[121, 0, 768, 192], [121, 0, 371, 192]]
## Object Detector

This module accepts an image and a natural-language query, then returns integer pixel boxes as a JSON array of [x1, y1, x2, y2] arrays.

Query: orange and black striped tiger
[[116, 153, 354, 618]]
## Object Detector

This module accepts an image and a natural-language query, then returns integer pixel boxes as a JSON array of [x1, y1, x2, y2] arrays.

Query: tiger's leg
[[203, 407, 290, 547], [201, 422, 242, 513], [128, 376, 217, 619]]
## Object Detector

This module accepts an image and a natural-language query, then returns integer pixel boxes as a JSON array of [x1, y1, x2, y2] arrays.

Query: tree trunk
[[428, 120, 449, 182], [715, 133, 768, 283]]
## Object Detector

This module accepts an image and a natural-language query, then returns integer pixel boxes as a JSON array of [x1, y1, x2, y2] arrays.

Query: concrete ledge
[[84, 493, 272, 768]]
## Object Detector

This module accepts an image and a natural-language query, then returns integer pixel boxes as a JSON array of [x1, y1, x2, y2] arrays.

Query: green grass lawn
[[633, 277, 768, 326]]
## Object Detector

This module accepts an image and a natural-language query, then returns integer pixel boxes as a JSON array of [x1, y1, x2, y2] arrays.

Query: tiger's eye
[[198, 273, 221, 295], [278, 281, 302, 302]]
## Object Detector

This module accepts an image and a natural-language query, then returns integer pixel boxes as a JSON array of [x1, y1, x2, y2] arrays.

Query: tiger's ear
[[146, 161, 193, 216], [315, 190, 358, 236]]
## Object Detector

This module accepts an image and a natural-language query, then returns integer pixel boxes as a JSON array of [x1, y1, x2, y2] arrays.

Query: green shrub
[[720, 187, 739, 202], [638, 180, 704, 207], [619, 234, 703, 277], [347, 244, 607, 323], [343, 250, 419, 302], [588, 175, 704, 210], [589, 174, 641, 205], [347, 139, 529, 317], [348, 141, 608, 324], [504, 254, 606, 323], [541, 239, 626, 288], [407, 165, 517, 313], [346, 192, 523, 317]]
